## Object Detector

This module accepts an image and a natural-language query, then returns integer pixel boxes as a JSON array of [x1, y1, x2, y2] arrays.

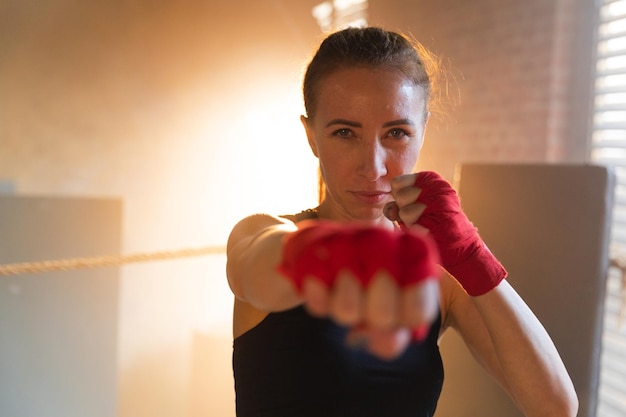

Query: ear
[[301, 115, 319, 158]]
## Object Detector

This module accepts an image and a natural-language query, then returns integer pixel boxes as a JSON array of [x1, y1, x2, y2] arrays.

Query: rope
[[0, 246, 226, 276]]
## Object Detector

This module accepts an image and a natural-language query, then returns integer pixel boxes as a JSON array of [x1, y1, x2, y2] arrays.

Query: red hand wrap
[[277, 220, 441, 293], [412, 171, 507, 296]]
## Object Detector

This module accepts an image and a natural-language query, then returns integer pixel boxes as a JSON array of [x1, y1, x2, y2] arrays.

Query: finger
[[361, 327, 412, 360], [365, 272, 399, 329], [397, 202, 427, 226], [401, 279, 440, 329], [409, 223, 430, 234], [345, 325, 369, 351], [302, 276, 330, 317], [330, 271, 363, 326], [391, 173, 419, 192], [383, 201, 400, 222], [393, 185, 421, 207]]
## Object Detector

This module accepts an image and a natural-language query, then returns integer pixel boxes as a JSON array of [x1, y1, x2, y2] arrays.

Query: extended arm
[[226, 213, 301, 312], [227, 212, 442, 359]]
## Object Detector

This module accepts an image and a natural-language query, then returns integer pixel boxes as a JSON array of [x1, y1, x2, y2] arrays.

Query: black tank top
[[233, 306, 443, 417]]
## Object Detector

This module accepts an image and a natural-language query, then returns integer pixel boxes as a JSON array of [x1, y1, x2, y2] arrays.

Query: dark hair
[[302, 27, 439, 119]]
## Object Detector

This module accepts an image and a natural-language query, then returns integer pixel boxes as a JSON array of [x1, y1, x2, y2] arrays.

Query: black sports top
[[233, 306, 443, 417]]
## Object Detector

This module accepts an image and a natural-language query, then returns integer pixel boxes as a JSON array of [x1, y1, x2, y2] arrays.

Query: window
[[590, 1, 626, 416], [312, 0, 368, 33]]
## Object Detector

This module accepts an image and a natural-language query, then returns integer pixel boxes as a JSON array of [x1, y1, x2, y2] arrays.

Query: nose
[[357, 139, 388, 181]]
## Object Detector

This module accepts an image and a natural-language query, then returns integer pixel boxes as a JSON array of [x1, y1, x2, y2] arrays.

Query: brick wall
[[371, 0, 596, 180]]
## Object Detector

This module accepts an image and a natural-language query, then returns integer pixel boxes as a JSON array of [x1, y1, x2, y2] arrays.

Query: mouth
[[351, 190, 391, 205]]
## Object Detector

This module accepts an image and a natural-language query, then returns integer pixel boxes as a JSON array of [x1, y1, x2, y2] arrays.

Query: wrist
[[444, 241, 507, 296]]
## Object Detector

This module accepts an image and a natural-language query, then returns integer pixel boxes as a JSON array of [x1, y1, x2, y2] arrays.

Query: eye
[[332, 128, 353, 138], [387, 128, 409, 139]]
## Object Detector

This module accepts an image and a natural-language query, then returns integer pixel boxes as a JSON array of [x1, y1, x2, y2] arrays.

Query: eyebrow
[[383, 118, 415, 127], [325, 119, 362, 128], [325, 118, 415, 128]]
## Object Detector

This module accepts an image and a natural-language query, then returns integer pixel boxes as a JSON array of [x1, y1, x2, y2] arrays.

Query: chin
[[351, 207, 389, 224]]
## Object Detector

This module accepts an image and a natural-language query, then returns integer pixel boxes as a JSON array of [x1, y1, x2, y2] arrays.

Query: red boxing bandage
[[277, 220, 441, 293], [412, 171, 507, 296]]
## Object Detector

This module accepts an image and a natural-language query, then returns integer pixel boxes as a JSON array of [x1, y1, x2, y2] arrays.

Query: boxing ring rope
[[2, 243, 623, 330], [0, 246, 226, 276]]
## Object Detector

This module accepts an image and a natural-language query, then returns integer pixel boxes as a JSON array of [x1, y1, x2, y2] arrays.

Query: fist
[[277, 220, 441, 358], [386, 171, 476, 267], [386, 171, 507, 296]]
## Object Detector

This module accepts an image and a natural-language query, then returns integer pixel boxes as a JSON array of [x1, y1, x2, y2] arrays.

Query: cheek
[[319, 150, 350, 179], [390, 146, 421, 175]]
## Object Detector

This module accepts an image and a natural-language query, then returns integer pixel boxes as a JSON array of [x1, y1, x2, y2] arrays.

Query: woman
[[226, 27, 577, 417]]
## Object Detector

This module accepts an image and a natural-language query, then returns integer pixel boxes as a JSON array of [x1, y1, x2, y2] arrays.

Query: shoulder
[[227, 213, 293, 251], [227, 209, 319, 251], [281, 208, 319, 223]]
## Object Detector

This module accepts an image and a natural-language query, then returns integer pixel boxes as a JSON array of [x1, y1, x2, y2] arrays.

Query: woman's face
[[302, 67, 428, 225]]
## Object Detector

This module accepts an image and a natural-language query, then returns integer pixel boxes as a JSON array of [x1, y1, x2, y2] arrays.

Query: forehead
[[313, 67, 427, 121]]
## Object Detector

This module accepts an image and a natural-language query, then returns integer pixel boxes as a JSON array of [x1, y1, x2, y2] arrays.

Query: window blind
[[590, 0, 626, 415]]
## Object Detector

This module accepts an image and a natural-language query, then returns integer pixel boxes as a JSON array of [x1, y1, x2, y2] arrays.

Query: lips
[[352, 190, 391, 205]]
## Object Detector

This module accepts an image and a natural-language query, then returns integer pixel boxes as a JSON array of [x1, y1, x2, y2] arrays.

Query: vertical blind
[[590, 0, 626, 416]]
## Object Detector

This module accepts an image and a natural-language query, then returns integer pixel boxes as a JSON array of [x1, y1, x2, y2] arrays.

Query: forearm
[[227, 221, 302, 312], [472, 281, 578, 417]]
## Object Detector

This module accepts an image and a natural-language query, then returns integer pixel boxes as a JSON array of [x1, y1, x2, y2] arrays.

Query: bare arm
[[226, 213, 300, 312], [445, 278, 578, 417], [391, 171, 578, 416]]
